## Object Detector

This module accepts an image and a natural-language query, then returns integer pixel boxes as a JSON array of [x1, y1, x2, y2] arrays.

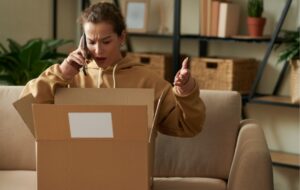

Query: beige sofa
[[0, 85, 273, 190]]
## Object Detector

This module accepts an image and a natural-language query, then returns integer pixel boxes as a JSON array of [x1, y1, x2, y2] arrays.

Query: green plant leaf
[[0, 43, 8, 54], [41, 39, 73, 59], [0, 55, 20, 71], [7, 39, 22, 53], [18, 39, 43, 70], [248, 0, 264, 17], [31, 60, 55, 77], [45, 39, 73, 49], [276, 29, 300, 63], [0, 74, 15, 85], [0, 38, 71, 85]]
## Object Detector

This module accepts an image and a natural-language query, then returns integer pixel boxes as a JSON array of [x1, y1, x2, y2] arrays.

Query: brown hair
[[78, 2, 126, 36]]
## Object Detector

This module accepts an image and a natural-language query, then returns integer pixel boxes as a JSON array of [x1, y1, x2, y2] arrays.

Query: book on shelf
[[206, 0, 212, 36], [210, 0, 221, 36], [200, 0, 208, 35], [217, 2, 240, 37], [200, 0, 230, 37]]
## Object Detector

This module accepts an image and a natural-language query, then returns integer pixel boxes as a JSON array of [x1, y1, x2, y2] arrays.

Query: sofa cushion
[[153, 177, 226, 190], [154, 90, 241, 180], [0, 86, 36, 170], [0, 170, 36, 190]]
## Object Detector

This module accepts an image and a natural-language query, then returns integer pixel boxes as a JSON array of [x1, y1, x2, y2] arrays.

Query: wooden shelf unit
[[76, 0, 299, 171], [128, 33, 283, 43], [250, 95, 300, 108], [271, 151, 300, 169]]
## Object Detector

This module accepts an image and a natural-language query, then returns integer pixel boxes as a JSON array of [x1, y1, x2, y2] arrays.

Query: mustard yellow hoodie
[[21, 56, 205, 137]]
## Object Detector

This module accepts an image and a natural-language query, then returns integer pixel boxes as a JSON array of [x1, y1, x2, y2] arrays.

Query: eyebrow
[[87, 35, 112, 42], [101, 36, 112, 41]]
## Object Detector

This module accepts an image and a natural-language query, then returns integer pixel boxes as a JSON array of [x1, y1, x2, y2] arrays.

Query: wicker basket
[[190, 57, 258, 94], [290, 59, 300, 104], [126, 52, 174, 82]]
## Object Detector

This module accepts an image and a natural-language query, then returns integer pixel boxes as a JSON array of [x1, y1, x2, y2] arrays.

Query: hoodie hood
[[84, 56, 143, 88], [86, 56, 142, 72]]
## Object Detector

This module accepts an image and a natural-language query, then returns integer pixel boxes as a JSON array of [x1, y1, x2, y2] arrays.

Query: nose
[[94, 43, 103, 55]]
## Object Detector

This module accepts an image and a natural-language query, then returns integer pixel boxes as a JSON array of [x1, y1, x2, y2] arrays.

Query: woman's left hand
[[173, 57, 196, 96]]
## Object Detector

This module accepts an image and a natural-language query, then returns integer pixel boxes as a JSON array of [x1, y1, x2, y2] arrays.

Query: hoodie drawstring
[[112, 63, 118, 88], [97, 63, 119, 88], [97, 68, 102, 88]]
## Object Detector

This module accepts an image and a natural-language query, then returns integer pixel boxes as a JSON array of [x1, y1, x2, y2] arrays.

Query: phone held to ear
[[81, 33, 92, 76]]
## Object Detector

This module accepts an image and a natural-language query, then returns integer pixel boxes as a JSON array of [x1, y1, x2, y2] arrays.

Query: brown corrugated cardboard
[[33, 104, 149, 190], [13, 93, 35, 136], [13, 88, 157, 190], [55, 88, 154, 129]]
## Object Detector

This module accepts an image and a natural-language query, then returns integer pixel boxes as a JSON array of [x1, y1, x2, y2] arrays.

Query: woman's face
[[83, 22, 125, 69]]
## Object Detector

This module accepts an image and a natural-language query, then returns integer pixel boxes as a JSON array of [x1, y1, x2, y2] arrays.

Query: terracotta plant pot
[[247, 17, 266, 37]]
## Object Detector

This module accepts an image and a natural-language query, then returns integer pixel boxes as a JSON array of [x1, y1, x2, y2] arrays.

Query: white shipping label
[[68, 112, 113, 138]]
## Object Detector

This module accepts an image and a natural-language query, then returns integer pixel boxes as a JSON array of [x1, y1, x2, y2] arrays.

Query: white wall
[[0, 0, 52, 45], [56, 0, 78, 52], [0, 0, 78, 51]]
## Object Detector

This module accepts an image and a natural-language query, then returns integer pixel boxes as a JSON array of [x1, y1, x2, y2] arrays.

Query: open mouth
[[95, 57, 106, 62]]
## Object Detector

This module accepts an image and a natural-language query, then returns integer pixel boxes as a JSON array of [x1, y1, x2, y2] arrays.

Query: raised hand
[[173, 57, 195, 96], [59, 36, 87, 80]]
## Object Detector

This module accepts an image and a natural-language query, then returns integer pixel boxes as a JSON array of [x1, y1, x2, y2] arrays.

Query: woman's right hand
[[59, 38, 86, 80]]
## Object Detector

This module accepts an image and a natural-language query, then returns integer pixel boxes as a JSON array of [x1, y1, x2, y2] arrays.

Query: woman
[[20, 2, 205, 137]]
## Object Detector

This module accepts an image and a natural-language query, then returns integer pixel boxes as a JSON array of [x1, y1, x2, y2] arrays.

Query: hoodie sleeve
[[157, 82, 206, 137], [20, 64, 70, 103]]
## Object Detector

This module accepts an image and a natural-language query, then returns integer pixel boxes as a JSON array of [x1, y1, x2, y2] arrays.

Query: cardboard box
[[14, 88, 160, 190]]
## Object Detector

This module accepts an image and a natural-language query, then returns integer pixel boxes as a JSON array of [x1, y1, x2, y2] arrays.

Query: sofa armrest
[[227, 119, 273, 190]]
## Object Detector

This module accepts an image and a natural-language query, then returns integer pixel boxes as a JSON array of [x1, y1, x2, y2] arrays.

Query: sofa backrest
[[153, 90, 241, 180], [0, 86, 241, 178], [0, 85, 36, 170]]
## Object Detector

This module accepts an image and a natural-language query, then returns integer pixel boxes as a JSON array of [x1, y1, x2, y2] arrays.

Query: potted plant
[[276, 28, 300, 103], [247, 0, 266, 37], [0, 38, 72, 85]]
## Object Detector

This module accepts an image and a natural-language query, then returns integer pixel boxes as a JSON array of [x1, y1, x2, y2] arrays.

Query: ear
[[119, 30, 127, 45]]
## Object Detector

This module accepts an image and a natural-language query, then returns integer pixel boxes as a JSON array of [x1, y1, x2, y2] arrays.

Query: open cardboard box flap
[[32, 104, 149, 141], [13, 88, 163, 190], [13, 93, 35, 136], [13, 88, 157, 139]]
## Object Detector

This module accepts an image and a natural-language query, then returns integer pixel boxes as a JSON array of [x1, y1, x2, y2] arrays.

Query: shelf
[[128, 33, 284, 43], [271, 151, 300, 169], [249, 95, 300, 108], [128, 33, 173, 39], [181, 34, 278, 43]]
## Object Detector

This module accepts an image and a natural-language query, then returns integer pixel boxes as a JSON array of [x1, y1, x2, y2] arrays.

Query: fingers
[[173, 74, 190, 86], [181, 57, 189, 70], [78, 34, 84, 51], [173, 57, 190, 86], [72, 50, 85, 65], [59, 43, 87, 79], [179, 57, 190, 78], [173, 70, 190, 86], [66, 49, 85, 67]]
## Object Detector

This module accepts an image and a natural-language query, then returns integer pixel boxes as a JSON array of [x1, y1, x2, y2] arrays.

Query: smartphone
[[81, 33, 92, 75]]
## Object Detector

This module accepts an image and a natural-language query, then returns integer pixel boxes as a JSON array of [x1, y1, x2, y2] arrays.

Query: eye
[[102, 40, 111, 45], [88, 40, 96, 45]]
